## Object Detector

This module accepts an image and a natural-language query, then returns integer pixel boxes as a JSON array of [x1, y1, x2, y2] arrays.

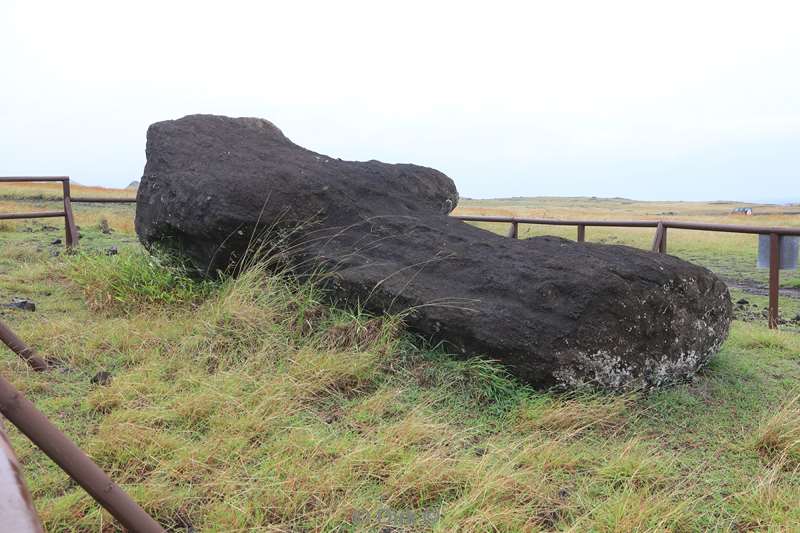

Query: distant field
[[2, 185, 800, 531], [0, 181, 137, 201]]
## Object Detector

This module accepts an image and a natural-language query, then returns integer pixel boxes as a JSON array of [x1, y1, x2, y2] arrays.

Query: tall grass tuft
[[754, 393, 800, 468], [68, 249, 215, 312]]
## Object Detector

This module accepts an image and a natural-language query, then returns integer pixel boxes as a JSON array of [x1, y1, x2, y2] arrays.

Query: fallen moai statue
[[135, 114, 732, 390]]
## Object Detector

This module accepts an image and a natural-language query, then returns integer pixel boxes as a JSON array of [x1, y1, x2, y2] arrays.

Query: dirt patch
[[724, 278, 800, 299]]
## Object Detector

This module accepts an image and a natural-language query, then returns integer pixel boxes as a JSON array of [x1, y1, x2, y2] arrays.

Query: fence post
[[61, 178, 79, 249], [768, 233, 780, 329], [507, 221, 518, 239], [659, 226, 667, 253], [651, 222, 666, 253], [577, 224, 586, 242]]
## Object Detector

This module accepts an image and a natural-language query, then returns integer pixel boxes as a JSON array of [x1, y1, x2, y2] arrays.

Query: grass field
[[1, 185, 800, 531]]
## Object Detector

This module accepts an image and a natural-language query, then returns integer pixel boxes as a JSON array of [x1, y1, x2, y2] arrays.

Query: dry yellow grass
[[0, 181, 136, 201]]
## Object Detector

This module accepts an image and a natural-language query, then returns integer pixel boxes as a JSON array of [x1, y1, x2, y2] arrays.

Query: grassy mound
[[1, 245, 798, 531]]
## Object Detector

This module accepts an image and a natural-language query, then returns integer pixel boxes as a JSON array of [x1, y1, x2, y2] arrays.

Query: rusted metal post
[[507, 221, 518, 239], [577, 224, 586, 242], [0, 374, 164, 532], [0, 420, 44, 532], [61, 178, 79, 250], [0, 320, 48, 372], [651, 222, 665, 253], [768, 233, 780, 329]]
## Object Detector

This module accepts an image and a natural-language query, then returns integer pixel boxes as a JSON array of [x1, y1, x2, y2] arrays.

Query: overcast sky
[[1, 1, 798, 202]]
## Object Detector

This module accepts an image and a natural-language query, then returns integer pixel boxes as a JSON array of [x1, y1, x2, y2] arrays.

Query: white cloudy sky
[[1, 1, 799, 201]]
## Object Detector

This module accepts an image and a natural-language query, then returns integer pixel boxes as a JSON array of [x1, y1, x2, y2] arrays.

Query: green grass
[[67, 249, 214, 312], [785, 278, 800, 289], [1, 194, 800, 530]]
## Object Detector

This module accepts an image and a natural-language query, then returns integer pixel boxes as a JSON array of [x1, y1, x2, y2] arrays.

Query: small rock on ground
[[5, 298, 35, 312], [90, 371, 113, 386]]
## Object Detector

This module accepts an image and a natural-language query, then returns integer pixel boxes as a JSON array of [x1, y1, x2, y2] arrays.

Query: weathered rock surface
[[136, 114, 732, 390]]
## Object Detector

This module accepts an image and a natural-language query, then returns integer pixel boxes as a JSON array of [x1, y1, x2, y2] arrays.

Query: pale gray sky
[[2, 1, 799, 201]]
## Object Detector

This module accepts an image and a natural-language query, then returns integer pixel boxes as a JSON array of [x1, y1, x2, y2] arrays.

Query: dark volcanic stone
[[90, 371, 113, 386], [135, 114, 732, 390], [6, 298, 36, 312]]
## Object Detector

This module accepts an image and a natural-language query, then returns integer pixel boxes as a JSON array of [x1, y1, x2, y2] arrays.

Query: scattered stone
[[50, 250, 60, 257], [90, 371, 113, 386], [40, 224, 58, 232], [105, 246, 119, 256], [135, 114, 732, 390], [51, 238, 62, 245], [736, 298, 749, 305], [5, 298, 36, 312], [99, 218, 113, 234]]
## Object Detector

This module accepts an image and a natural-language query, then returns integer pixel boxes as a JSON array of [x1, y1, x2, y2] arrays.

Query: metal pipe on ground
[[0, 373, 164, 532], [0, 320, 48, 372]]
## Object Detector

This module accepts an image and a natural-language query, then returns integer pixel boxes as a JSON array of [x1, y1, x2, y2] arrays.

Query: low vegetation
[[68, 250, 213, 312], [1, 188, 800, 531]]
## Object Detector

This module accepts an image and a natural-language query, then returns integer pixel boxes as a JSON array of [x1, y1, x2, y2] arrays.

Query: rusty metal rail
[[0, 321, 48, 372], [0, 177, 79, 249], [0, 317, 163, 531], [454, 214, 800, 329], [71, 197, 136, 203], [0, 374, 164, 532]]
